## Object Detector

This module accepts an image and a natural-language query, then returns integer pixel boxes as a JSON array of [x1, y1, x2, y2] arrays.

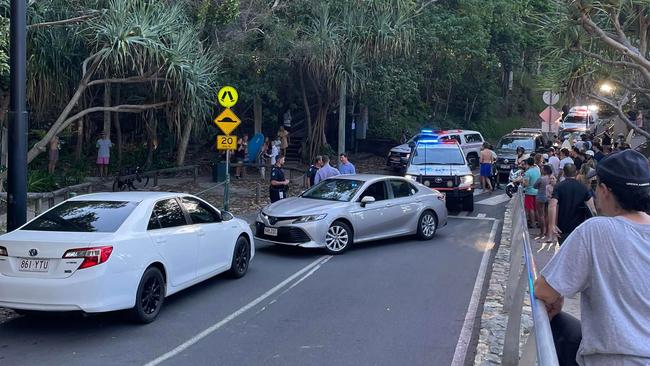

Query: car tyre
[[228, 236, 251, 279], [324, 221, 353, 254], [462, 196, 474, 212], [417, 210, 438, 240], [130, 267, 165, 324]]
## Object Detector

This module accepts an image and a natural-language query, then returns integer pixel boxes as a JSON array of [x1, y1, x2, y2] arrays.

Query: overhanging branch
[[87, 75, 169, 87], [589, 92, 650, 139], [28, 12, 99, 29], [55, 102, 172, 135]]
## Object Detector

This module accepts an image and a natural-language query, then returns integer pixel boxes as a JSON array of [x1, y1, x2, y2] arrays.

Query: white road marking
[[144, 255, 332, 366], [451, 219, 500, 366], [476, 213, 486, 218], [449, 215, 496, 221], [475, 193, 510, 206], [473, 189, 484, 196]]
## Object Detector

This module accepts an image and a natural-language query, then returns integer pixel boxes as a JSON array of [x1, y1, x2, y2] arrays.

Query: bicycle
[[112, 166, 150, 191]]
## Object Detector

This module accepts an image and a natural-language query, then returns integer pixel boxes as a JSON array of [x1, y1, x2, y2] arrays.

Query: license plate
[[18, 258, 50, 273], [264, 227, 278, 236], [500, 164, 511, 169]]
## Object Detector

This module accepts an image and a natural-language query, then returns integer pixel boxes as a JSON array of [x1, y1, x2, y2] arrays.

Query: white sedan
[[0, 192, 254, 323]]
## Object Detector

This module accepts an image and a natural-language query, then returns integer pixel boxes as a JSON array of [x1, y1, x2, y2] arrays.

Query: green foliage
[[27, 170, 57, 192]]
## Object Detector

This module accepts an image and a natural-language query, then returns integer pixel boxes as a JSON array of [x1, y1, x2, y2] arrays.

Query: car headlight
[[405, 174, 416, 181], [293, 214, 327, 223], [460, 175, 473, 186], [404, 153, 410, 159]]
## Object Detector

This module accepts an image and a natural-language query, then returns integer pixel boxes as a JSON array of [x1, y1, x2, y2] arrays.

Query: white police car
[[387, 129, 485, 171], [404, 137, 475, 211]]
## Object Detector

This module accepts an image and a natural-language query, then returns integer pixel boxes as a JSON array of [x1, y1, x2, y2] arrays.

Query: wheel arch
[[332, 217, 355, 238], [146, 262, 167, 286]]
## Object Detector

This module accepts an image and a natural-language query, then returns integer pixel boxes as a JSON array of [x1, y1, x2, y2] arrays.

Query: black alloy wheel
[[131, 267, 165, 324], [228, 236, 250, 278]]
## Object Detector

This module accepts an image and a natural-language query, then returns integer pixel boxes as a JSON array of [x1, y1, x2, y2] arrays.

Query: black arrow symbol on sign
[[221, 91, 234, 102]]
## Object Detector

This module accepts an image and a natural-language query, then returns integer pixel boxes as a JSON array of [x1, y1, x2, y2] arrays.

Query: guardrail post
[[34, 198, 42, 215], [255, 182, 260, 204], [154, 172, 159, 187], [87, 184, 92, 193], [47, 195, 54, 208], [193, 166, 198, 184]]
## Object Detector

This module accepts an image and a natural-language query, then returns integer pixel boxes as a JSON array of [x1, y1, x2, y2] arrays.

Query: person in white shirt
[[558, 148, 574, 181], [270, 140, 280, 165], [548, 147, 561, 177]]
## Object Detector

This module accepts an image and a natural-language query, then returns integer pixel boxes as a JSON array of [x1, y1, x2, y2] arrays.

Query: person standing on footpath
[[306, 155, 323, 188], [549, 163, 596, 245], [479, 142, 494, 192], [314, 155, 340, 184], [534, 164, 553, 241], [547, 147, 560, 177], [277, 126, 289, 157], [521, 157, 541, 228], [269, 155, 290, 203], [558, 148, 573, 181], [96, 132, 113, 178], [338, 153, 356, 175], [534, 150, 650, 366], [48, 135, 60, 174]]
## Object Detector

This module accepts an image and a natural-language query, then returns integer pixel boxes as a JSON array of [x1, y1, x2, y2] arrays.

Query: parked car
[[255, 175, 448, 254], [387, 129, 485, 171], [404, 137, 475, 211], [0, 192, 253, 323], [494, 130, 548, 181]]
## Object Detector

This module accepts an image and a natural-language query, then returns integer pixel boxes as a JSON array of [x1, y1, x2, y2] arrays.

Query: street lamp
[[599, 83, 614, 94]]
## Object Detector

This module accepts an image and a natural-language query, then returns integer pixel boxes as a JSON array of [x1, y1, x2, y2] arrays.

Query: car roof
[[68, 191, 190, 203]]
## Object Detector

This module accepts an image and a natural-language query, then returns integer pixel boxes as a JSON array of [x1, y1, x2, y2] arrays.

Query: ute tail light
[[0, 246, 7, 256], [63, 246, 113, 269]]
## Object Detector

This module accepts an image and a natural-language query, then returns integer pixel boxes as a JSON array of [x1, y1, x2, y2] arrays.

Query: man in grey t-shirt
[[534, 150, 650, 366]]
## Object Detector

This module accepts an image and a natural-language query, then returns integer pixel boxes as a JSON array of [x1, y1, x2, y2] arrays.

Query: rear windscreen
[[22, 201, 139, 233]]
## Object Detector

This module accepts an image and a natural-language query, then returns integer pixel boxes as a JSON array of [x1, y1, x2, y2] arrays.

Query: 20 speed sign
[[216, 135, 237, 150]]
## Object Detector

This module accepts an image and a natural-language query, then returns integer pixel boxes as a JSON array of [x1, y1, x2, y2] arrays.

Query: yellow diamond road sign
[[216, 135, 237, 150], [214, 108, 241, 135], [218, 86, 238, 108]]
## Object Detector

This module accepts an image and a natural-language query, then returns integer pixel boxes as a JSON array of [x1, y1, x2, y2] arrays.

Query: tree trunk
[[467, 95, 478, 124], [103, 82, 111, 137], [145, 118, 157, 169], [253, 93, 262, 134], [299, 66, 313, 139], [176, 117, 193, 166], [337, 82, 347, 156], [75, 120, 84, 160], [444, 81, 452, 120], [114, 87, 123, 168]]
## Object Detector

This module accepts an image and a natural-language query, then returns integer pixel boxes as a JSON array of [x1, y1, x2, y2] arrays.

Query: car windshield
[[496, 137, 535, 151], [411, 146, 465, 165], [22, 201, 139, 233], [301, 179, 363, 202], [563, 115, 591, 124]]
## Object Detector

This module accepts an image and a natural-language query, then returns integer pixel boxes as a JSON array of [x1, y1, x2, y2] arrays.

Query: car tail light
[[63, 246, 113, 269], [0, 246, 7, 256]]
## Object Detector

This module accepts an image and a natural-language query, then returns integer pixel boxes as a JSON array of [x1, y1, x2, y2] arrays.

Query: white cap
[[585, 150, 595, 157]]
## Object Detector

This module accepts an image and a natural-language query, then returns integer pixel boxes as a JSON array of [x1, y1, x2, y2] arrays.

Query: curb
[[473, 199, 532, 365]]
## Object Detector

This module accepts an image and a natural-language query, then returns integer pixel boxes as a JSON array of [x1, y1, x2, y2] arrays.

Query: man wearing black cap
[[534, 150, 650, 366]]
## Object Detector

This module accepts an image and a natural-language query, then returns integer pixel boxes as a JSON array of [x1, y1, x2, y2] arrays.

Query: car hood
[[264, 197, 350, 216], [390, 143, 411, 154], [406, 164, 471, 176], [496, 150, 518, 160]]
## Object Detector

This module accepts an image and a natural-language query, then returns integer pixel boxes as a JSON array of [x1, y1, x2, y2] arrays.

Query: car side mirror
[[360, 196, 376, 207], [408, 141, 416, 148], [222, 211, 234, 221]]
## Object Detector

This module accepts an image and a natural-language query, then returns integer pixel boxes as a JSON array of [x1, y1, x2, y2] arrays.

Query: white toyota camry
[[0, 192, 254, 323]]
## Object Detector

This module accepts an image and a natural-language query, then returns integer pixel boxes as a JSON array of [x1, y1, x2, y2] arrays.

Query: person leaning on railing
[[533, 150, 650, 366]]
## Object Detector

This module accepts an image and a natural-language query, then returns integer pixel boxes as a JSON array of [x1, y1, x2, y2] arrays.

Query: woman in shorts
[[534, 165, 553, 241]]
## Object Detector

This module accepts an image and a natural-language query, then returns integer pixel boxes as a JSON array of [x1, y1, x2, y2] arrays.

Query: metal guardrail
[[502, 189, 559, 366], [0, 182, 93, 215]]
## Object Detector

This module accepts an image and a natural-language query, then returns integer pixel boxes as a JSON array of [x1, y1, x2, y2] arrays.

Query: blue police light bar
[[418, 139, 439, 143]]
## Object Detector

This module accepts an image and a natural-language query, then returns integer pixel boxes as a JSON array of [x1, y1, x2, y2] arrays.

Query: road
[[0, 190, 509, 366]]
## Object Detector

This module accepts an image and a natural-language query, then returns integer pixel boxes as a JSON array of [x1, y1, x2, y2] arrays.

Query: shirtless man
[[479, 142, 494, 191]]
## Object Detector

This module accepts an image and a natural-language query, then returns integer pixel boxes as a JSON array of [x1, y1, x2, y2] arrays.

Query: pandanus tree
[[538, 0, 650, 139], [6, 0, 219, 175]]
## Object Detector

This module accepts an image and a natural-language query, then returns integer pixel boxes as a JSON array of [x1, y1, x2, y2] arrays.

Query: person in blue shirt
[[314, 155, 340, 184], [338, 153, 356, 175]]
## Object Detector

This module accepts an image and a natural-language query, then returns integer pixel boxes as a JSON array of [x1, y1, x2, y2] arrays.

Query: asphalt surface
[[0, 190, 509, 366]]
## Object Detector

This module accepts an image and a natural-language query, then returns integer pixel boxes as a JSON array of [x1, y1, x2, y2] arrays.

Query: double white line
[[144, 255, 333, 366]]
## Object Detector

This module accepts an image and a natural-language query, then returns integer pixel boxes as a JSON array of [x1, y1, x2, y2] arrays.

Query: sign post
[[215, 86, 240, 212], [541, 91, 561, 133]]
